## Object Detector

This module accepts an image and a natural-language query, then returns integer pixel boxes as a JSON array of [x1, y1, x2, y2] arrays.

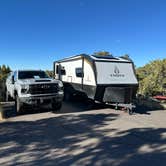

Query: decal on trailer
[[110, 66, 125, 78]]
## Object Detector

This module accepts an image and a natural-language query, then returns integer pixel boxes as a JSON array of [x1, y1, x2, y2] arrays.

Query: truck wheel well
[[14, 90, 18, 97]]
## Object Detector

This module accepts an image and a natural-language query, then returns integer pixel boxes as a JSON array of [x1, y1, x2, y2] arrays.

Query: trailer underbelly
[[64, 82, 137, 105], [95, 85, 137, 104]]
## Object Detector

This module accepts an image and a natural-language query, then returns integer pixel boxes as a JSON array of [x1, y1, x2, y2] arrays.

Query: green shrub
[[136, 59, 166, 96]]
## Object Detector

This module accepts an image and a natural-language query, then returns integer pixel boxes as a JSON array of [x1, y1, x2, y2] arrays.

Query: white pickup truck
[[5, 70, 64, 113]]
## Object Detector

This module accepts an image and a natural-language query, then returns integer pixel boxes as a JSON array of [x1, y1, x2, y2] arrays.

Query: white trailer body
[[54, 54, 138, 104]]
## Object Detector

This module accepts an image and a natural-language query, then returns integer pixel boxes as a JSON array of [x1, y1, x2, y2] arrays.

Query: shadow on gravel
[[1, 103, 52, 118], [2, 99, 108, 118], [1, 97, 165, 118], [0, 112, 166, 166]]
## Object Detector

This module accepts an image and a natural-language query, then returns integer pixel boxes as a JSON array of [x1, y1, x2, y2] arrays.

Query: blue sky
[[0, 0, 166, 70]]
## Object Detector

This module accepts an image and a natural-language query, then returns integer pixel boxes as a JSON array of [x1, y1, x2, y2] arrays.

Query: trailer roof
[[91, 54, 116, 59], [90, 55, 131, 62], [55, 54, 131, 63]]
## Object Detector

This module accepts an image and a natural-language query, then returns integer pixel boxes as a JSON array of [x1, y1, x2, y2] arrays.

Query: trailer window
[[61, 67, 66, 75], [75, 68, 84, 77]]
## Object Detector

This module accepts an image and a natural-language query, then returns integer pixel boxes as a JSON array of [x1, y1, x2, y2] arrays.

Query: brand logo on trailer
[[110, 66, 125, 77], [114, 66, 120, 74]]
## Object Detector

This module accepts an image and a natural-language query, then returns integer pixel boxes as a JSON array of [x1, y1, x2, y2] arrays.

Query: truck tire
[[15, 95, 23, 114], [52, 102, 62, 112], [6, 90, 13, 102]]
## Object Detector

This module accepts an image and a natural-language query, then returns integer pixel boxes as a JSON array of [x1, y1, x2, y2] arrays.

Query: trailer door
[[54, 63, 60, 80]]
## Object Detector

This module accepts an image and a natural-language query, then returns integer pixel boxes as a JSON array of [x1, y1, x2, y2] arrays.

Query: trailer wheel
[[128, 108, 133, 115]]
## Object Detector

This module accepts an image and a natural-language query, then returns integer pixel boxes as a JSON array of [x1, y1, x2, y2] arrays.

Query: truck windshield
[[18, 71, 49, 79]]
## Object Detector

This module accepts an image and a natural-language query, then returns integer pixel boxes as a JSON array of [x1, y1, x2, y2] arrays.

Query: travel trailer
[[53, 54, 138, 113]]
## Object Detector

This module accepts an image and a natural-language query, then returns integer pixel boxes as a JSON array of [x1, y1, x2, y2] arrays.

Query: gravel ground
[[0, 101, 166, 166]]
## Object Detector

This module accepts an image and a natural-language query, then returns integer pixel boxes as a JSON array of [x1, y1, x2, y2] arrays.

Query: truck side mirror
[[11, 76, 15, 84]]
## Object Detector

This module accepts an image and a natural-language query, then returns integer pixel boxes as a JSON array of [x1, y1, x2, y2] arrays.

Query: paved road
[[0, 101, 166, 166]]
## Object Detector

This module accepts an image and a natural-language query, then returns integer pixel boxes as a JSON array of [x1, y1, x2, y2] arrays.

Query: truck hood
[[18, 78, 60, 85]]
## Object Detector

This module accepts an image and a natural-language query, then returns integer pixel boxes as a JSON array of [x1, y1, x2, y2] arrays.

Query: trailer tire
[[128, 108, 133, 115]]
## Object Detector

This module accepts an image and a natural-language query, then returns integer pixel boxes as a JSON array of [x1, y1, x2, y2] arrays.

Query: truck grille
[[29, 83, 58, 95]]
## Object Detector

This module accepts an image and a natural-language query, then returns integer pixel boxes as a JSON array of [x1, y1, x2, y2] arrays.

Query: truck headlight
[[58, 81, 63, 90], [21, 84, 29, 94]]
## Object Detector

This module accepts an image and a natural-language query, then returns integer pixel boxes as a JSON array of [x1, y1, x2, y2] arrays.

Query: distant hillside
[[136, 59, 166, 96]]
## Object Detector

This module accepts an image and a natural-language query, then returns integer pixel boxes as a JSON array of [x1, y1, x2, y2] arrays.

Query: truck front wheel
[[52, 102, 62, 112], [6, 91, 13, 102]]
